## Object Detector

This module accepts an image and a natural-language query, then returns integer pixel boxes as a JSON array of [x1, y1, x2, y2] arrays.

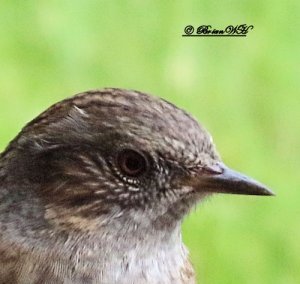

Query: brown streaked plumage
[[0, 88, 273, 284]]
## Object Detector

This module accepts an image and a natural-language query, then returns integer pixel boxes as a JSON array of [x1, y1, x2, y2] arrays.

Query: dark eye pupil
[[118, 150, 147, 177], [125, 156, 141, 172]]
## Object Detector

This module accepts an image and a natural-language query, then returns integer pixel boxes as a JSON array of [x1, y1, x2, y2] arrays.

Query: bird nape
[[0, 88, 273, 284]]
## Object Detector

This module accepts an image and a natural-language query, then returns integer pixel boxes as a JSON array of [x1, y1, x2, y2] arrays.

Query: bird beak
[[188, 163, 275, 196]]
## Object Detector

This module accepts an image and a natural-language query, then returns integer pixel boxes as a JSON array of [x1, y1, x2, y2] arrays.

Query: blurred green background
[[0, 1, 299, 283]]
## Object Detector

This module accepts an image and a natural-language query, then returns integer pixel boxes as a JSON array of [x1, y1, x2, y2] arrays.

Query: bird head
[[2, 88, 273, 233]]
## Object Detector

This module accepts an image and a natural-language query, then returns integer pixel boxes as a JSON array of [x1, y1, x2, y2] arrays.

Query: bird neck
[[0, 178, 193, 283], [58, 220, 190, 284]]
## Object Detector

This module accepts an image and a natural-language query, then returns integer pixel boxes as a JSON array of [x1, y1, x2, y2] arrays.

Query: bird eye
[[117, 149, 148, 177]]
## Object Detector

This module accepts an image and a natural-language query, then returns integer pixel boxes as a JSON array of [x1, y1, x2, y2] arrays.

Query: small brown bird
[[0, 88, 273, 284]]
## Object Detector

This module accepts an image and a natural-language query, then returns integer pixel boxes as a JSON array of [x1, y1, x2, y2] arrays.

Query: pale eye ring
[[116, 149, 148, 177]]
